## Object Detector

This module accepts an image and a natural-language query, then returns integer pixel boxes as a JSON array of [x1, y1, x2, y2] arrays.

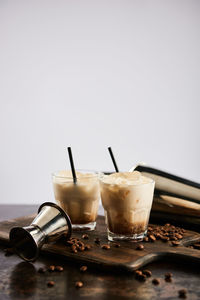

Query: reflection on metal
[[9, 202, 72, 261]]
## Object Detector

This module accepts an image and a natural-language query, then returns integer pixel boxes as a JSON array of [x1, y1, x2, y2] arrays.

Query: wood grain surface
[[1, 214, 200, 272], [1, 205, 200, 300]]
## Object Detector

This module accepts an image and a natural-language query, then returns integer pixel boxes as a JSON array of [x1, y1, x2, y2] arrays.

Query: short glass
[[100, 173, 155, 241], [52, 170, 100, 231]]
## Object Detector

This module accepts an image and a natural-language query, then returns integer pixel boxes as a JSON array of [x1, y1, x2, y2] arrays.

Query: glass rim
[[99, 172, 155, 187], [52, 169, 99, 179]]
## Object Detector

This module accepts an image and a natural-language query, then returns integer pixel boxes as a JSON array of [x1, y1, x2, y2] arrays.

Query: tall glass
[[100, 172, 155, 241], [52, 170, 100, 231]]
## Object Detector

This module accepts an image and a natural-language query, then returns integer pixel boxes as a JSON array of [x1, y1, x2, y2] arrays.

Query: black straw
[[67, 147, 77, 184], [108, 147, 119, 172]]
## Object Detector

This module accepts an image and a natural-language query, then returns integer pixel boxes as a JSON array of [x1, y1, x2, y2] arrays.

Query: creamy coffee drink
[[52, 170, 100, 230], [100, 171, 155, 241]]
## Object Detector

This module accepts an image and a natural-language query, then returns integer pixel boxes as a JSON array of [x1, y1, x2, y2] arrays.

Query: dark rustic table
[[0, 205, 200, 300]]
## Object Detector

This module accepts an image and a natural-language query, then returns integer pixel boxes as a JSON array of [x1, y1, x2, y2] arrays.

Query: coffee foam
[[101, 171, 152, 185]]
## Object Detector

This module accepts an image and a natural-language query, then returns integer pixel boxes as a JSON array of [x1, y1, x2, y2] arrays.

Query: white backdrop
[[0, 0, 199, 204]]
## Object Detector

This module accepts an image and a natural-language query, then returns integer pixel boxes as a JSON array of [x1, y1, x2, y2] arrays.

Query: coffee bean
[[178, 289, 187, 298], [136, 273, 146, 281], [135, 270, 146, 281], [165, 277, 172, 282], [82, 234, 89, 240], [164, 272, 172, 282], [171, 241, 180, 247], [149, 235, 156, 242], [55, 266, 64, 272], [155, 233, 162, 239], [47, 281, 55, 287], [135, 270, 143, 276], [94, 238, 101, 244], [152, 278, 160, 285], [143, 270, 152, 277], [143, 237, 149, 242], [114, 243, 121, 248], [71, 245, 78, 253], [101, 244, 110, 250], [85, 244, 92, 250], [77, 241, 84, 246], [175, 234, 183, 239], [78, 245, 85, 252], [71, 238, 77, 242], [165, 272, 172, 279], [48, 265, 55, 272], [161, 236, 170, 242], [80, 266, 87, 272], [38, 267, 46, 274], [66, 240, 74, 246], [75, 281, 83, 288], [136, 244, 144, 250]]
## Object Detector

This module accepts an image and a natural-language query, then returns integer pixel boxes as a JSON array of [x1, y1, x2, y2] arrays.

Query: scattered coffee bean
[[48, 265, 55, 272], [175, 234, 183, 239], [47, 281, 55, 287], [82, 234, 89, 240], [164, 272, 172, 282], [114, 243, 121, 248], [178, 289, 187, 298], [136, 244, 144, 250], [136, 273, 146, 281], [135, 270, 143, 276], [165, 272, 172, 279], [146, 224, 186, 245], [161, 236, 170, 242], [75, 281, 83, 288], [135, 270, 146, 281], [149, 235, 156, 242], [94, 238, 101, 244], [85, 244, 92, 250], [66, 240, 74, 246], [152, 278, 160, 285], [55, 266, 64, 272], [143, 237, 149, 242], [78, 245, 85, 252], [171, 241, 180, 247], [71, 245, 78, 253], [165, 277, 172, 282], [143, 270, 152, 277], [101, 244, 110, 250], [38, 267, 46, 274], [71, 244, 77, 251], [80, 266, 87, 272]]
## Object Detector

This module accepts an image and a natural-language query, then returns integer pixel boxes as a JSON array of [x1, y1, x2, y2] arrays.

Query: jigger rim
[[10, 226, 39, 262], [38, 202, 72, 240]]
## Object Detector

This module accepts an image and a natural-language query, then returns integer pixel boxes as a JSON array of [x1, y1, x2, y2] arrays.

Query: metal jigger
[[9, 202, 72, 262]]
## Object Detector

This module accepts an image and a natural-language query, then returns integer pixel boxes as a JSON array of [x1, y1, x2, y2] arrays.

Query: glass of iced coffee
[[52, 170, 100, 231], [100, 171, 155, 241]]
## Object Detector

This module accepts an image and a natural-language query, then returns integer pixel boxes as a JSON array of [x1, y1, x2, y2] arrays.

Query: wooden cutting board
[[1, 215, 200, 272]]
